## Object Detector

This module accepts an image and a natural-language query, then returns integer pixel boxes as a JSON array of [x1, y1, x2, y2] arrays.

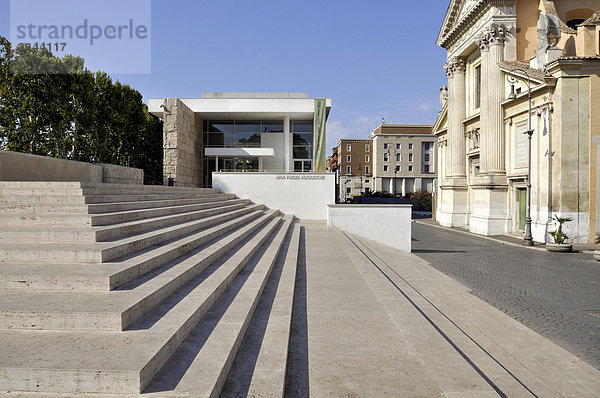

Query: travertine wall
[[163, 98, 203, 187], [0, 150, 143, 184], [97, 163, 144, 185]]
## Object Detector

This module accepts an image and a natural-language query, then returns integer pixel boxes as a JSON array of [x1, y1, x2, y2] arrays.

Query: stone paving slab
[[287, 222, 600, 398]]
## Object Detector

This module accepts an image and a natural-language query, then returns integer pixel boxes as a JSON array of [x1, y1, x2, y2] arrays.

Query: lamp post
[[507, 68, 534, 246]]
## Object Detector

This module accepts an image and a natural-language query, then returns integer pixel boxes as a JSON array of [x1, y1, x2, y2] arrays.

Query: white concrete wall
[[327, 204, 412, 252], [261, 133, 284, 171], [212, 172, 335, 219]]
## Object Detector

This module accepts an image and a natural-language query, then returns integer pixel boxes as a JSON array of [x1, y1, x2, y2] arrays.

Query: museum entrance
[[203, 157, 259, 187]]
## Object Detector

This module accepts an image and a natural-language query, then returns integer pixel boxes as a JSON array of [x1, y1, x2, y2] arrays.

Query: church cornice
[[437, 0, 516, 50]]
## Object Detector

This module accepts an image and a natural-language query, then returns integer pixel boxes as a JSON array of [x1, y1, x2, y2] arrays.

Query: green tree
[[0, 36, 164, 183]]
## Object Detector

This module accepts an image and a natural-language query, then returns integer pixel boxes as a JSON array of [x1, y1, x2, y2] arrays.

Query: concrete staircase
[[0, 182, 299, 397]]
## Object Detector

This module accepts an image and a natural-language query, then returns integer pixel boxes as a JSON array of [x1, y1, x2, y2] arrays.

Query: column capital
[[477, 24, 508, 50], [444, 57, 466, 76]]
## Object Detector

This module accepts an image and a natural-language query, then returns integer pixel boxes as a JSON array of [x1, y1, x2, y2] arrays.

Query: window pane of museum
[[292, 120, 313, 133], [365, 144, 370, 152], [303, 161, 312, 172], [365, 166, 370, 174], [293, 146, 310, 159], [294, 133, 313, 146], [261, 120, 284, 133], [409, 153, 413, 162], [235, 133, 261, 147], [384, 165, 388, 171], [396, 153, 401, 162], [408, 143, 413, 150], [424, 154, 430, 161], [383, 143, 388, 149], [209, 121, 234, 133], [383, 153, 389, 162], [207, 133, 235, 147], [475, 65, 481, 109], [424, 165, 430, 173], [294, 161, 303, 172], [347, 165, 351, 174], [235, 121, 260, 133], [409, 165, 413, 172], [396, 143, 401, 150]]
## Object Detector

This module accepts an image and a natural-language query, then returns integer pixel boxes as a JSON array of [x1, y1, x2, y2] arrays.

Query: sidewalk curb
[[412, 219, 549, 252]]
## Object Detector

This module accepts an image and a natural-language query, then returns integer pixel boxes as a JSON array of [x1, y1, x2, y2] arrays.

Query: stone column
[[479, 24, 507, 175], [446, 58, 467, 178]]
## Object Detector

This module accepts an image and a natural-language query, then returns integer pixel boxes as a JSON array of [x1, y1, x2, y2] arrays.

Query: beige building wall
[[435, 0, 600, 243]]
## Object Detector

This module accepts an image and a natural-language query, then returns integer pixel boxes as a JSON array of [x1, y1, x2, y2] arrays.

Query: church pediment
[[437, 0, 489, 48]]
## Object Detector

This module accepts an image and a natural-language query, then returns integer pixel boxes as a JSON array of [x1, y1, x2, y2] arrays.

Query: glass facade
[[292, 120, 313, 172], [203, 120, 284, 148], [202, 119, 314, 185]]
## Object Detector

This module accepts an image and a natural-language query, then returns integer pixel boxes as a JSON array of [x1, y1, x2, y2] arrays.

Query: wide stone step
[[222, 223, 301, 397], [90, 199, 250, 227], [0, 202, 256, 242], [0, 216, 292, 395], [80, 186, 219, 196], [87, 195, 235, 215], [0, 203, 90, 214], [0, 205, 264, 262], [0, 211, 281, 331], [0, 198, 245, 227], [0, 210, 268, 291], [144, 216, 294, 397], [84, 193, 226, 204]]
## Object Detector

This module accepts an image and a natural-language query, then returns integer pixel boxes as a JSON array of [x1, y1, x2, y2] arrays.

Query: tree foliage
[[0, 37, 163, 184]]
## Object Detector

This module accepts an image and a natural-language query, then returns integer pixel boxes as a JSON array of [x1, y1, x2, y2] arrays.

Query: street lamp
[[506, 68, 534, 246]]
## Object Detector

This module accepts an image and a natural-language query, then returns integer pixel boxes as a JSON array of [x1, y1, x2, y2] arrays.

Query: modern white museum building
[[148, 93, 331, 188]]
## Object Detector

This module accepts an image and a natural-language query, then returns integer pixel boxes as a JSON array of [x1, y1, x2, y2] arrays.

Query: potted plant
[[594, 234, 600, 261], [547, 214, 573, 253]]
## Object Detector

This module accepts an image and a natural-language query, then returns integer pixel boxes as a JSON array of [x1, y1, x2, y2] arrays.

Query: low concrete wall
[[0, 150, 143, 184], [327, 204, 412, 253], [212, 172, 335, 220], [97, 163, 144, 185]]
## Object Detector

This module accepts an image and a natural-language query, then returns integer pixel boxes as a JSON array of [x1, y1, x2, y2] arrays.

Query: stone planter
[[546, 243, 572, 253], [593, 250, 600, 261]]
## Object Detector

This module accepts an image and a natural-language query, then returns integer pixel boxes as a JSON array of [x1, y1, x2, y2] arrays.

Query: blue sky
[[0, 0, 449, 151]]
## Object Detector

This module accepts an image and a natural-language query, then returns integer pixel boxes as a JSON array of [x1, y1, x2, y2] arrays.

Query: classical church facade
[[434, 0, 600, 243]]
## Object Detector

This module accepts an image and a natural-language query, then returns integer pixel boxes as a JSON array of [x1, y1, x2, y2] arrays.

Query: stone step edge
[[135, 215, 288, 394], [0, 205, 263, 263], [0, 210, 266, 291], [247, 222, 300, 396], [147, 216, 294, 397]]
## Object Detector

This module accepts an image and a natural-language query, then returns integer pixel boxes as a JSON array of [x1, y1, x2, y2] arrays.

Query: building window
[[346, 165, 351, 174], [396, 143, 401, 150], [365, 166, 370, 174], [383, 143, 388, 150], [383, 153, 389, 162], [424, 165, 430, 173], [365, 179, 370, 183], [347, 144, 352, 151], [365, 155, 370, 162], [409, 153, 413, 162], [408, 143, 413, 150], [396, 153, 401, 162], [365, 144, 370, 152], [424, 154, 430, 162], [347, 155, 351, 162], [475, 65, 481, 110], [408, 165, 413, 172], [383, 165, 388, 172], [424, 142, 430, 151], [346, 187, 351, 194]]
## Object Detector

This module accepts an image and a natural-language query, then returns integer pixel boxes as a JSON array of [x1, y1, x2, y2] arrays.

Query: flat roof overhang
[[205, 148, 275, 157], [148, 98, 332, 120]]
